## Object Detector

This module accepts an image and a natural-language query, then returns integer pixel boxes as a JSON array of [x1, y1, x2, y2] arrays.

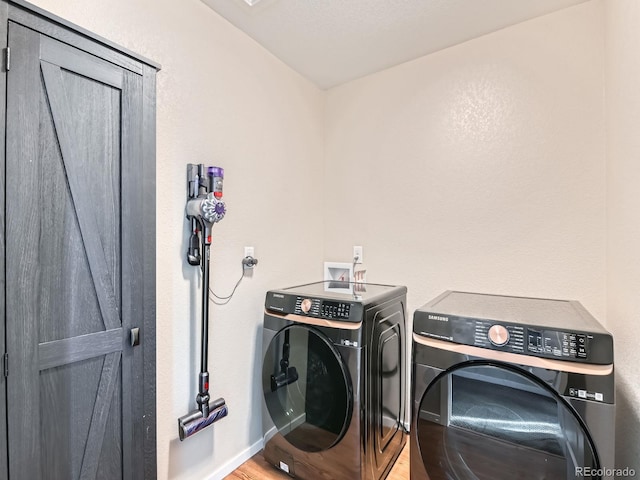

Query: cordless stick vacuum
[[178, 164, 228, 441]]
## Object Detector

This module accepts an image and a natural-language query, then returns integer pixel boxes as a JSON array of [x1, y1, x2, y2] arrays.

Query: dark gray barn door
[[5, 21, 143, 480]]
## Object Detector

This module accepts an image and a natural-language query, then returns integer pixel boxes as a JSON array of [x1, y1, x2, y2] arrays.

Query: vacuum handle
[[196, 238, 211, 417], [200, 241, 210, 375]]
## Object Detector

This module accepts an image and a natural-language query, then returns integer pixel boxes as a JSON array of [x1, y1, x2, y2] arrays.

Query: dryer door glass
[[263, 325, 352, 452], [416, 363, 599, 480]]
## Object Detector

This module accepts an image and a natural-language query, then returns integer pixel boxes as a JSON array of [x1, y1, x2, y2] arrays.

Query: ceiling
[[201, 0, 589, 90]]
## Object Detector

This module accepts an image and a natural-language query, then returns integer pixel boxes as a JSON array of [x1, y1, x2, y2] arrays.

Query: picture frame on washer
[[323, 262, 354, 293]]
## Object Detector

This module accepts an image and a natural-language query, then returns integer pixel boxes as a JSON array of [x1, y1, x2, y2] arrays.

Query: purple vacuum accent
[[215, 203, 226, 214], [208, 166, 224, 178], [208, 166, 224, 199]]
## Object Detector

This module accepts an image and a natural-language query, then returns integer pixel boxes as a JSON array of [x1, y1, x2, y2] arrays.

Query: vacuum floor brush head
[[178, 398, 228, 441]]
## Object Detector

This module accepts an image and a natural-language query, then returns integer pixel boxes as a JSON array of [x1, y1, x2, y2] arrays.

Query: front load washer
[[411, 291, 615, 480], [262, 281, 407, 480]]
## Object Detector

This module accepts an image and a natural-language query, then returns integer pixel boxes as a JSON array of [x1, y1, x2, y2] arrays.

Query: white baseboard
[[206, 438, 264, 480]]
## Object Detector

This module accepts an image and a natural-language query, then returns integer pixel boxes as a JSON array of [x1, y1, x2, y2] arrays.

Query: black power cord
[[208, 256, 257, 305]]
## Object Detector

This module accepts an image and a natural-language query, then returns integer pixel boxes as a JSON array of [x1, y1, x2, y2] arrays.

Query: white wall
[[604, 0, 640, 472], [26, 0, 324, 479], [325, 1, 606, 323]]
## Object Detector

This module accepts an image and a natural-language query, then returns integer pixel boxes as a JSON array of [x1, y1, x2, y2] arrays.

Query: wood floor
[[225, 443, 409, 480]]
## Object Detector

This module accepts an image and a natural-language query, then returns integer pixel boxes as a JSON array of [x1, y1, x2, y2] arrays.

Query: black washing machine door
[[416, 361, 600, 480], [263, 324, 353, 452]]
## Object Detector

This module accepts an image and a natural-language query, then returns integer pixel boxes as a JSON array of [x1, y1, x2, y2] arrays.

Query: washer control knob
[[488, 324, 510, 346], [300, 299, 312, 314]]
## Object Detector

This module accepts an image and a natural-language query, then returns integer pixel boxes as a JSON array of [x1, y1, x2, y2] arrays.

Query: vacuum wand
[[178, 164, 228, 441]]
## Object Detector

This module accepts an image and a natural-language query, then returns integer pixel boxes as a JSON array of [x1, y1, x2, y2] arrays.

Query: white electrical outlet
[[244, 246, 254, 258], [353, 246, 363, 264]]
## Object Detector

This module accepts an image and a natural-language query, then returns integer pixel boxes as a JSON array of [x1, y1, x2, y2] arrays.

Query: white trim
[[206, 438, 264, 480]]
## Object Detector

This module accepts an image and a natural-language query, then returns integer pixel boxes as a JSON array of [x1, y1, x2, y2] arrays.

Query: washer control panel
[[294, 297, 352, 320], [264, 291, 361, 322]]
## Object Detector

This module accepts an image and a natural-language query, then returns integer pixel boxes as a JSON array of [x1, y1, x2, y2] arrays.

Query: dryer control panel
[[471, 320, 589, 359], [413, 314, 613, 364], [413, 291, 614, 365]]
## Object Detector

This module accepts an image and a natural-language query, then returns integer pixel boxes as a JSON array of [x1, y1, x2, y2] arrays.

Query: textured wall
[[25, 0, 324, 479], [324, 1, 606, 320], [604, 0, 640, 472]]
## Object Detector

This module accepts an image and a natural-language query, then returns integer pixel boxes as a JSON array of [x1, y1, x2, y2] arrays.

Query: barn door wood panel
[[0, 1, 8, 479], [5, 21, 144, 480]]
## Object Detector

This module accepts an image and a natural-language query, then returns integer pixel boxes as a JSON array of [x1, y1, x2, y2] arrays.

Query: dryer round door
[[262, 325, 353, 452], [416, 362, 600, 480]]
